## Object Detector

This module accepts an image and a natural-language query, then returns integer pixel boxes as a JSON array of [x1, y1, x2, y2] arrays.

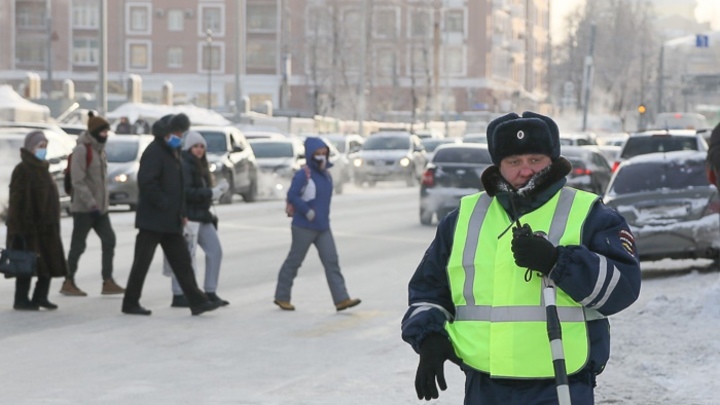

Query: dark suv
[[351, 132, 427, 186], [190, 126, 258, 204], [613, 129, 707, 171]]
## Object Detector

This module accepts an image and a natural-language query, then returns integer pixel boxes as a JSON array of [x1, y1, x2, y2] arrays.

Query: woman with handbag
[[5, 131, 69, 310], [162, 131, 229, 308]]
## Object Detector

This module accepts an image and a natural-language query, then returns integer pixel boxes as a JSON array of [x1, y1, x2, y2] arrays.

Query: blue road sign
[[696, 34, 710, 48]]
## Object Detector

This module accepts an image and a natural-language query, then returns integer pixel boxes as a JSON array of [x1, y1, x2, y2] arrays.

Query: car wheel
[[128, 204, 137, 212], [354, 175, 364, 187], [241, 178, 258, 203], [219, 174, 235, 205], [367, 180, 376, 187], [420, 208, 433, 226]]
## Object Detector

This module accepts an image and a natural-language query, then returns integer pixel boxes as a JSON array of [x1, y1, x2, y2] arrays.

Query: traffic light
[[638, 104, 647, 114]]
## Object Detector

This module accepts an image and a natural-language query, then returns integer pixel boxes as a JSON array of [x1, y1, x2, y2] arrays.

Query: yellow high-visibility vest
[[445, 188, 598, 378]]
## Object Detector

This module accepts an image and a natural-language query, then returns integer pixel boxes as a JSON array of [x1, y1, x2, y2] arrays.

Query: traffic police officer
[[401, 111, 642, 404]]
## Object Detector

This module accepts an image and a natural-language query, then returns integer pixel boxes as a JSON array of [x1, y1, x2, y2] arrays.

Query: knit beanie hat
[[486, 111, 560, 166], [152, 114, 174, 138], [87, 111, 110, 136], [24, 130, 48, 150], [169, 113, 191, 134], [183, 131, 207, 151]]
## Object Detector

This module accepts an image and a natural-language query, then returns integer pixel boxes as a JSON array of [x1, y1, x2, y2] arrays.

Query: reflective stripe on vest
[[444, 187, 599, 378]]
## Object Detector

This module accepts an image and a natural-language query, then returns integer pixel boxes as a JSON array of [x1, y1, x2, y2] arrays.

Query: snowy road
[[0, 184, 718, 404]]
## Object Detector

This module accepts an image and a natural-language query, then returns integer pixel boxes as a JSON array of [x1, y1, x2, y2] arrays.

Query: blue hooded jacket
[[287, 137, 334, 231]]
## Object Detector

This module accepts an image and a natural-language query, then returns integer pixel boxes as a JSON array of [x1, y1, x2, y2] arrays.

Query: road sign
[[696, 34, 709, 48]]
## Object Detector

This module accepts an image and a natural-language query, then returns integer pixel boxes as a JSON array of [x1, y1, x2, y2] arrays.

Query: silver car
[[106, 135, 154, 211], [604, 150, 719, 262], [352, 132, 427, 187]]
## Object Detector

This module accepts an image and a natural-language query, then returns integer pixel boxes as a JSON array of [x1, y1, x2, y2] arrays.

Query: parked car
[[613, 129, 708, 171], [654, 112, 709, 130], [247, 138, 304, 198], [419, 143, 493, 225], [352, 132, 427, 187], [242, 130, 287, 140], [320, 136, 351, 194], [190, 126, 259, 204], [560, 146, 613, 195], [0, 129, 74, 214], [414, 129, 444, 139], [595, 145, 622, 162], [421, 137, 461, 162], [105, 134, 154, 211], [604, 151, 720, 263]]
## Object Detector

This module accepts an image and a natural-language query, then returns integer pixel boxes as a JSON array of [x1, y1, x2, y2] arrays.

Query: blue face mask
[[167, 135, 182, 149], [34, 148, 47, 160]]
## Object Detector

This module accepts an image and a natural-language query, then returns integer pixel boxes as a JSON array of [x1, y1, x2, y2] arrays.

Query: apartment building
[[0, 0, 550, 117]]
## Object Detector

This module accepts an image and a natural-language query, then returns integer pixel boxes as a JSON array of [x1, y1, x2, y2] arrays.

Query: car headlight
[[114, 173, 129, 183], [209, 163, 218, 172], [353, 158, 363, 167], [399, 157, 410, 167]]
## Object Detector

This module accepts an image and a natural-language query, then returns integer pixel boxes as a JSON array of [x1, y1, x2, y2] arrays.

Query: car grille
[[367, 159, 395, 166]]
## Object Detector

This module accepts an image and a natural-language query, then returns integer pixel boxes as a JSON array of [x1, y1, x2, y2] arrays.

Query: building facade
[[0, 0, 550, 118]]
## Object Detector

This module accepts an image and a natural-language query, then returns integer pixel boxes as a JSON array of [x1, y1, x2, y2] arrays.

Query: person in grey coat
[[122, 113, 222, 316], [62, 111, 125, 297]]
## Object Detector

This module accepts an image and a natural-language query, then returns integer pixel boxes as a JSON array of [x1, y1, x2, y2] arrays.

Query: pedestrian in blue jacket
[[401, 111, 642, 404], [273, 137, 361, 312]]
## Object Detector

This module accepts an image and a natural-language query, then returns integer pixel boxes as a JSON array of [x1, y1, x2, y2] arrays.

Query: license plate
[[639, 205, 687, 218]]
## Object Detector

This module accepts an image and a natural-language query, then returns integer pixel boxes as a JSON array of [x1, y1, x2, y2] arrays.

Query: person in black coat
[[122, 113, 222, 316]]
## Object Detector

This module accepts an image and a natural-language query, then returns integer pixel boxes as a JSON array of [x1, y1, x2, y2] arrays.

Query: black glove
[[511, 227, 558, 276], [415, 334, 462, 401]]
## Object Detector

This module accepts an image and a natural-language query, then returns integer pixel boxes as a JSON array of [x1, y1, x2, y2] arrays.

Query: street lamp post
[[206, 29, 213, 109]]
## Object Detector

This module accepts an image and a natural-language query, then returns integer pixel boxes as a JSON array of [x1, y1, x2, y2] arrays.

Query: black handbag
[[0, 237, 38, 277]]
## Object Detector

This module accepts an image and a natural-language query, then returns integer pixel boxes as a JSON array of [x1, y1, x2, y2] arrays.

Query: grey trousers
[[274, 226, 350, 304], [163, 222, 223, 295]]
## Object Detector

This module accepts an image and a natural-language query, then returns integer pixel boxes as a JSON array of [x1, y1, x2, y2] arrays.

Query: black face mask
[[90, 131, 108, 143]]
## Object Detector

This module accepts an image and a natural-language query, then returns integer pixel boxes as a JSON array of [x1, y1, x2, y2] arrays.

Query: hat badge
[[517, 130, 525, 139]]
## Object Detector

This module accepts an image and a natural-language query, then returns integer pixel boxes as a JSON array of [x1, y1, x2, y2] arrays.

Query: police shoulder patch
[[618, 229, 636, 257]]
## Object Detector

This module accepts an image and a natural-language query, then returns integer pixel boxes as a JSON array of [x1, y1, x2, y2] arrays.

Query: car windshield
[[250, 142, 294, 158], [106, 139, 139, 163], [433, 147, 492, 164], [324, 138, 345, 153], [621, 135, 698, 159], [610, 158, 707, 195], [197, 132, 227, 153], [363, 136, 409, 150], [422, 139, 454, 152]]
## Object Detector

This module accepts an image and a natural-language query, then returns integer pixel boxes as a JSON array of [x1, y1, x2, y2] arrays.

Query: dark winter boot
[[31, 277, 58, 310], [206, 292, 230, 306], [171, 294, 189, 308], [15, 276, 39, 311]]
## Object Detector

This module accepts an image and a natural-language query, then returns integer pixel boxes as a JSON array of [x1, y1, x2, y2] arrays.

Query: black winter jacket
[[135, 137, 186, 233], [182, 150, 215, 224]]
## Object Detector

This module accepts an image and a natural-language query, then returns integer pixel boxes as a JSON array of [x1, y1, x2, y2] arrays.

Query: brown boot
[[60, 279, 87, 296], [273, 300, 295, 311], [102, 279, 126, 295], [335, 298, 361, 311]]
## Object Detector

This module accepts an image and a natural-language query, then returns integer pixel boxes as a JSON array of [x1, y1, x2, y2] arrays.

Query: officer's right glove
[[415, 333, 462, 401]]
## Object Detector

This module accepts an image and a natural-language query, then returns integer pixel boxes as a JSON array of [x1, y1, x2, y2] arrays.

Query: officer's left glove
[[511, 233, 558, 276], [415, 334, 462, 401]]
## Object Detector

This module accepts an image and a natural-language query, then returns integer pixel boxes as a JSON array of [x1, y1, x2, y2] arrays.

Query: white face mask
[[313, 155, 327, 164]]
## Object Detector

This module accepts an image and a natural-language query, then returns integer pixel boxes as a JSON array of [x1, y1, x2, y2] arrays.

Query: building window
[[305, 5, 331, 38], [127, 3, 151, 35], [167, 9, 184, 32], [72, 0, 99, 29], [408, 44, 433, 75], [15, 38, 46, 65], [409, 8, 432, 38], [127, 41, 150, 70], [201, 44, 223, 71], [247, 3, 277, 32], [16, 3, 45, 28], [200, 5, 224, 36], [246, 39, 277, 69], [443, 46, 465, 76], [167, 46, 183, 68], [375, 47, 397, 77], [373, 7, 399, 39], [444, 9, 464, 34], [73, 38, 99, 66]]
